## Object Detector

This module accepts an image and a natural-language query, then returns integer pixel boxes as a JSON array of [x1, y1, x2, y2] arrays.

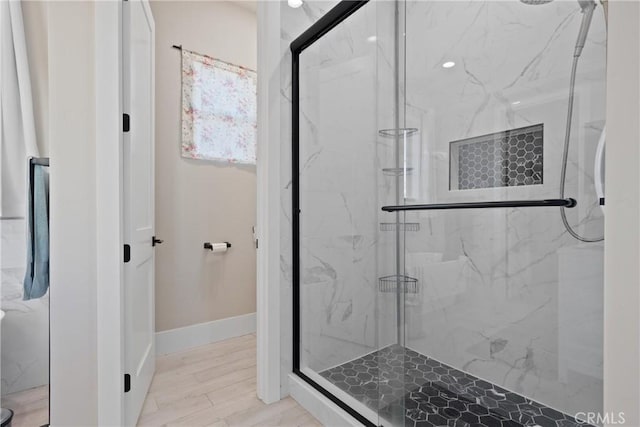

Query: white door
[[123, 0, 156, 425]]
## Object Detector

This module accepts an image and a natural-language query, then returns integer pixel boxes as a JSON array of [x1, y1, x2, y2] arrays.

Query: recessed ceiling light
[[367, 35, 377, 43], [512, 101, 521, 105], [288, 0, 303, 8], [442, 61, 456, 69]]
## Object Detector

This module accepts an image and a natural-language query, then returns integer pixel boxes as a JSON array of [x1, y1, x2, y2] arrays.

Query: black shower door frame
[[290, 1, 375, 426], [289, 1, 582, 424]]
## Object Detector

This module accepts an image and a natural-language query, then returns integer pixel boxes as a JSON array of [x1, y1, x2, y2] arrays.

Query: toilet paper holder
[[204, 242, 232, 250]]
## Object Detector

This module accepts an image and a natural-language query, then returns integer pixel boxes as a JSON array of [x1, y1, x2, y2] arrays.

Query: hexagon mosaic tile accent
[[320, 345, 593, 427], [450, 124, 543, 191]]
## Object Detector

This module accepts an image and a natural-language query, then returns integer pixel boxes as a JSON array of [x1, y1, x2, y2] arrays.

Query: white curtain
[[0, 0, 39, 218]]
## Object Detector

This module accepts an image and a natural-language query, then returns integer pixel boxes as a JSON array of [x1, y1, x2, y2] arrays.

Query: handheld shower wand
[[520, 0, 604, 242], [575, 0, 597, 57]]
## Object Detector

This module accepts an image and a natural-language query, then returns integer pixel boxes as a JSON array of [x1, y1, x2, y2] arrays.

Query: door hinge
[[252, 226, 258, 249], [124, 244, 131, 263], [124, 374, 131, 393], [123, 113, 130, 132]]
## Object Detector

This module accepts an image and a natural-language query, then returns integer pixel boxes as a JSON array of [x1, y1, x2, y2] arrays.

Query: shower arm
[[381, 198, 576, 212]]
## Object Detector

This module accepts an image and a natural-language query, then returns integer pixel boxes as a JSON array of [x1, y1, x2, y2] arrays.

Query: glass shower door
[[294, 1, 413, 425], [295, 2, 393, 425]]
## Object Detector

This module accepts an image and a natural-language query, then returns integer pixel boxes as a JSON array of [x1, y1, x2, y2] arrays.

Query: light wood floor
[[139, 334, 321, 427], [0, 335, 317, 427], [1, 384, 49, 427]]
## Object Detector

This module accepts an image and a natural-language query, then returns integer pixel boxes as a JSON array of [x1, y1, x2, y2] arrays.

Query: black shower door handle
[[381, 198, 577, 212]]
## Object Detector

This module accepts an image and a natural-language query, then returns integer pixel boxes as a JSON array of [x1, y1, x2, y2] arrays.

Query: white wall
[[603, 0, 640, 425], [21, 1, 49, 156], [150, 1, 257, 333], [48, 2, 98, 425]]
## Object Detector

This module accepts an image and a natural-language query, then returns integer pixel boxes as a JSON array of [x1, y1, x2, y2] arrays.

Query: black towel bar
[[381, 198, 577, 212]]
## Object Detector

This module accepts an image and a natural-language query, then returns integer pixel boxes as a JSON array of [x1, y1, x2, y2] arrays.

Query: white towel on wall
[[0, 0, 39, 218]]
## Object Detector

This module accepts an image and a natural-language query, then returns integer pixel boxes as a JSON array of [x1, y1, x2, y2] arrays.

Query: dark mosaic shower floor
[[320, 345, 593, 427]]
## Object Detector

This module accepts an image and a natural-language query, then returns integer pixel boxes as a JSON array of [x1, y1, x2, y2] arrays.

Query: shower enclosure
[[291, 0, 606, 425]]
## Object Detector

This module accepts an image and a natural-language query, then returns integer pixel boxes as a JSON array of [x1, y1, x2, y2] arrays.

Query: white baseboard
[[288, 374, 361, 427], [156, 312, 256, 355]]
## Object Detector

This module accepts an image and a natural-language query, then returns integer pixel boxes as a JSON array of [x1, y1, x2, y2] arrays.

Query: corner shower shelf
[[378, 128, 419, 137], [379, 275, 419, 294], [379, 222, 420, 232], [382, 167, 413, 176]]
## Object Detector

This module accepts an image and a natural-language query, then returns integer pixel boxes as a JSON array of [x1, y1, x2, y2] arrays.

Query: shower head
[[519, 0, 596, 57]]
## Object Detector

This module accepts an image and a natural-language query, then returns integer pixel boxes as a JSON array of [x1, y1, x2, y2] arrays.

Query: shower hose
[[559, 54, 604, 242]]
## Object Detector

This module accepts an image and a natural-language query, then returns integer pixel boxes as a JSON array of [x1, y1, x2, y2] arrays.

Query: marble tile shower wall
[[0, 219, 49, 395], [400, 0, 605, 417], [297, 9, 381, 372]]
